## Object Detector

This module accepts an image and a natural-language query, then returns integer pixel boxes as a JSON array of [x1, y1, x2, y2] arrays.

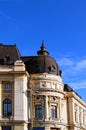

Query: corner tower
[[22, 42, 66, 130]]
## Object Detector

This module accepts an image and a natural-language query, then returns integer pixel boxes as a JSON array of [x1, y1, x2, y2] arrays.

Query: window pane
[[33, 128, 44, 130], [51, 105, 57, 118], [35, 105, 44, 118], [3, 99, 12, 116], [3, 104, 7, 116], [5, 84, 11, 89], [2, 126, 11, 130], [8, 104, 12, 112]]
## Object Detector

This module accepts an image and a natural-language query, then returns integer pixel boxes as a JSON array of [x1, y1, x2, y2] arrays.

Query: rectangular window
[[79, 112, 81, 123], [33, 128, 44, 130], [35, 105, 44, 118], [2, 126, 11, 130], [75, 111, 77, 122], [83, 111, 85, 124], [5, 83, 11, 89], [51, 128, 60, 130], [51, 105, 57, 118]]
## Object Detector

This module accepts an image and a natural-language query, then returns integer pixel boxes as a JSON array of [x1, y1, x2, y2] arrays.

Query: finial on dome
[[42, 40, 44, 45], [37, 40, 49, 56], [41, 40, 46, 51]]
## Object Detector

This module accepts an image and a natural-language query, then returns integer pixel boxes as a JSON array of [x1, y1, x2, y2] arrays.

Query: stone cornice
[[65, 92, 86, 107], [0, 71, 29, 77]]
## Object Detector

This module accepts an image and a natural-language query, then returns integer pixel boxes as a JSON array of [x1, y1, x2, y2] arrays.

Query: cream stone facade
[[0, 60, 29, 130], [0, 43, 86, 130]]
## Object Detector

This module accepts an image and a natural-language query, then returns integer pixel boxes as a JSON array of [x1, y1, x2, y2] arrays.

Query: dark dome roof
[[0, 44, 21, 65], [22, 41, 61, 76]]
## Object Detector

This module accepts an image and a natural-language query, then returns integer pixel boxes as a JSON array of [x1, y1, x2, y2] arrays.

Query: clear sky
[[0, 0, 86, 102]]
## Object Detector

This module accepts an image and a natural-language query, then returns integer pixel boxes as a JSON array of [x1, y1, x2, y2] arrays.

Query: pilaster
[[45, 96, 49, 120], [14, 124, 28, 130], [45, 126, 50, 130], [14, 75, 28, 121]]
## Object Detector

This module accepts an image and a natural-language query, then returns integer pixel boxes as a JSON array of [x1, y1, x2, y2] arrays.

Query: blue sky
[[0, 0, 86, 101]]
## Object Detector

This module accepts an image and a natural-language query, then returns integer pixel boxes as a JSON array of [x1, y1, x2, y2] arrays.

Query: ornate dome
[[22, 41, 62, 76]]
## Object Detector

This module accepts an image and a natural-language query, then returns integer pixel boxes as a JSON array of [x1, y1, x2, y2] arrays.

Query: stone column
[[68, 98, 75, 124], [77, 106, 79, 123], [45, 96, 48, 120], [59, 98, 61, 120], [80, 109, 83, 124]]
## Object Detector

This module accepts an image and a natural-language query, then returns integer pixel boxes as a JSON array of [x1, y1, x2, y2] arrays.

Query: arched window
[[3, 99, 12, 116]]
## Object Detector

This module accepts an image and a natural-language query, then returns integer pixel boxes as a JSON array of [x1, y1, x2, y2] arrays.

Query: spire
[[37, 41, 49, 56], [41, 40, 46, 51]]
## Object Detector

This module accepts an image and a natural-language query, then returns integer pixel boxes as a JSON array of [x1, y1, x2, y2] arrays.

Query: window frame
[[51, 105, 57, 118], [35, 104, 44, 118], [5, 83, 11, 89], [3, 98, 12, 117]]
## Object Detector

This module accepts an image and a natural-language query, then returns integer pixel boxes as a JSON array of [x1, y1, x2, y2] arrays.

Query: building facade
[[0, 43, 86, 130]]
